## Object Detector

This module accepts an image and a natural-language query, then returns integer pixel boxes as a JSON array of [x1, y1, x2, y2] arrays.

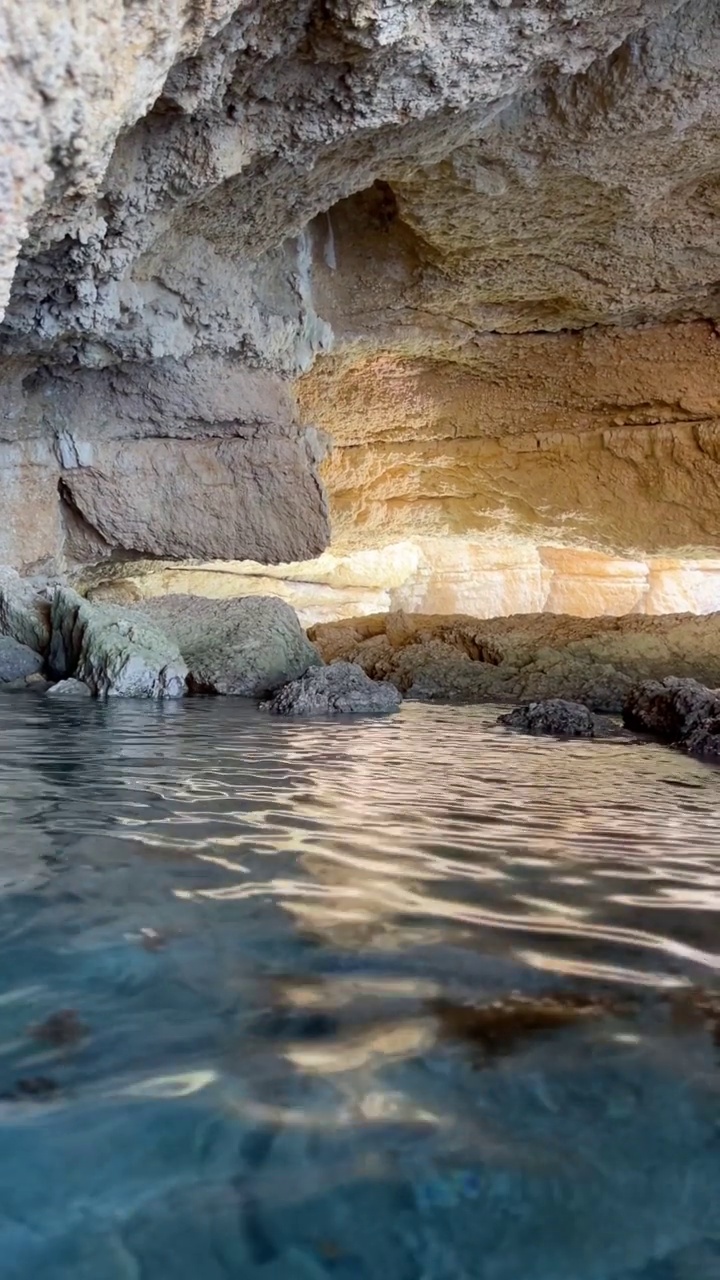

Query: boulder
[[0, 568, 51, 653], [49, 588, 187, 699], [0, 636, 44, 683], [264, 661, 402, 717], [138, 595, 321, 697], [623, 677, 720, 758], [46, 678, 92, 699], [498, 699, 595, 738]]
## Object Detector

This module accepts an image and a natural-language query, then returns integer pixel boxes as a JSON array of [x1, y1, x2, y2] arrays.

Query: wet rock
[[623, 677, 720, 758], [263, 660, 402, 716], [0, 635, 43, 683], [498, 698, 595, 738], [138, 595, 321, 697], [49, 587, 187, 698], [46, 678, 92, 698]]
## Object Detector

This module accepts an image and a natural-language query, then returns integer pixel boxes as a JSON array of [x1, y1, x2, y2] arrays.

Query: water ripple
[[1, 697, 720, 1277]]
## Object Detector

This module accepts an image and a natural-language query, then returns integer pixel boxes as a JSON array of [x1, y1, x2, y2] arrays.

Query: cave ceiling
[[2, 0, 720, 571]]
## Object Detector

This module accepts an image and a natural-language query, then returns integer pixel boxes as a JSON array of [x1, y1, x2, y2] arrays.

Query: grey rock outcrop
[[498, 699, 595, 739], [264, 660, 402, 717], [0, 636, 44, 683], [49, 588, 188, 698], [138, 594, 321, 697], [46, 678, 92, 699], [0, 569, 51, 653], [623, 678, 720, 759]]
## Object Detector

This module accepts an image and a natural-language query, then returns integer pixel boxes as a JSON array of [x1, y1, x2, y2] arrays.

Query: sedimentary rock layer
[[75, 543, 720, 630], [3, 2, 720, 569]]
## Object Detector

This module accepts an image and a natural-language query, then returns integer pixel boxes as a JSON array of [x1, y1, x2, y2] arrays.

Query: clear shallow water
[[0, 698, 720, 1279]]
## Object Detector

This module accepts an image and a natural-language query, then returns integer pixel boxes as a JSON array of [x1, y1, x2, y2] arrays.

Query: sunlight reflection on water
[[0, 696, 720, 1278]]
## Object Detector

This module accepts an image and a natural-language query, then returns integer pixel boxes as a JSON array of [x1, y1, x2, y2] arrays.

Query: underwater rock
[[138, 595, 321, 697], [263, 660, 402, 716], [0, 1077, 60, 1103], [46, 678, 92, 698], [0, 635, 43, 683], [624, 677, 720, 759], [29, 1009, 88, 1047], [498, 699, 595, 738], [49, 587, 187, 699], [430, 991, 632, 1064]]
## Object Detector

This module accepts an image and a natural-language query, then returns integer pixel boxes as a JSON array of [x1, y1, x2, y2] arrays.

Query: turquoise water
[[0, 695, 720, 1279]]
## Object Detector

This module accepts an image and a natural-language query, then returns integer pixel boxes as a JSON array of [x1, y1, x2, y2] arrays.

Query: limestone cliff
[[2, 1, 720, 574]]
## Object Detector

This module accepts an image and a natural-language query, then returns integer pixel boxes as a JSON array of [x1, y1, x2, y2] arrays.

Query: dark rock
[[3, 1077, 60, 1101], [498, 698, 595, 738], [0, 636, 43, 683], [263, 660, 402, 716], [623, 677, 720, 758], [29, 1009, 88, 1046]]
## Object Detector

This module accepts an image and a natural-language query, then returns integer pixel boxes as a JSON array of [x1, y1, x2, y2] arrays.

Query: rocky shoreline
[[1, 570, 720, 752]]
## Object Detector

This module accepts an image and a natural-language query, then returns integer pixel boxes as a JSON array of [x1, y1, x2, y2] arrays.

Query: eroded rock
[[3, 3, 720, 576], [50, 588, 188, 699], [138, 594, 321, 697], [498, 699, 595, 739], [623, 677, 720, 759], [264, 660, 401, 717], [310, 610, 720, 712]]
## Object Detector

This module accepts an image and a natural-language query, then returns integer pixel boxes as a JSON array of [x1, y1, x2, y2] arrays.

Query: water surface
[[0, 696, 719, 1279]]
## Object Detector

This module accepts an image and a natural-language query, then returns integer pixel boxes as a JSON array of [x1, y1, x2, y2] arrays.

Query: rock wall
[[3, 2, 720, 573], [77, 542, 720, 629]]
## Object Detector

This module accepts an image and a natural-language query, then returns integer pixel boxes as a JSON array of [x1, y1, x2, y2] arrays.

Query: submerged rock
[[498, 699, 595, 738], [624, 677, 720, 758], [430, 991, 633, 1065], [46, 678, 92, 699], [264, 660, 402, 717], [49, 588, 187, 699], [0, 636, 43, 683], [138, 594, 321, 697]]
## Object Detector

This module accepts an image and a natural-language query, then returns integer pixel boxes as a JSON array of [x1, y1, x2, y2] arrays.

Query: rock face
[[49, 588, 188, 698], [498, 700, 595, 739], [264, 660, 401, 717], [0, 637, 44, 684], [73, 544, 720, 631], [624, 678, 720, 758], [0, 569, 51, 653], [310, 610, 720, 712], [138, 594, 321, 696], [3, 3, 720, 573]]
